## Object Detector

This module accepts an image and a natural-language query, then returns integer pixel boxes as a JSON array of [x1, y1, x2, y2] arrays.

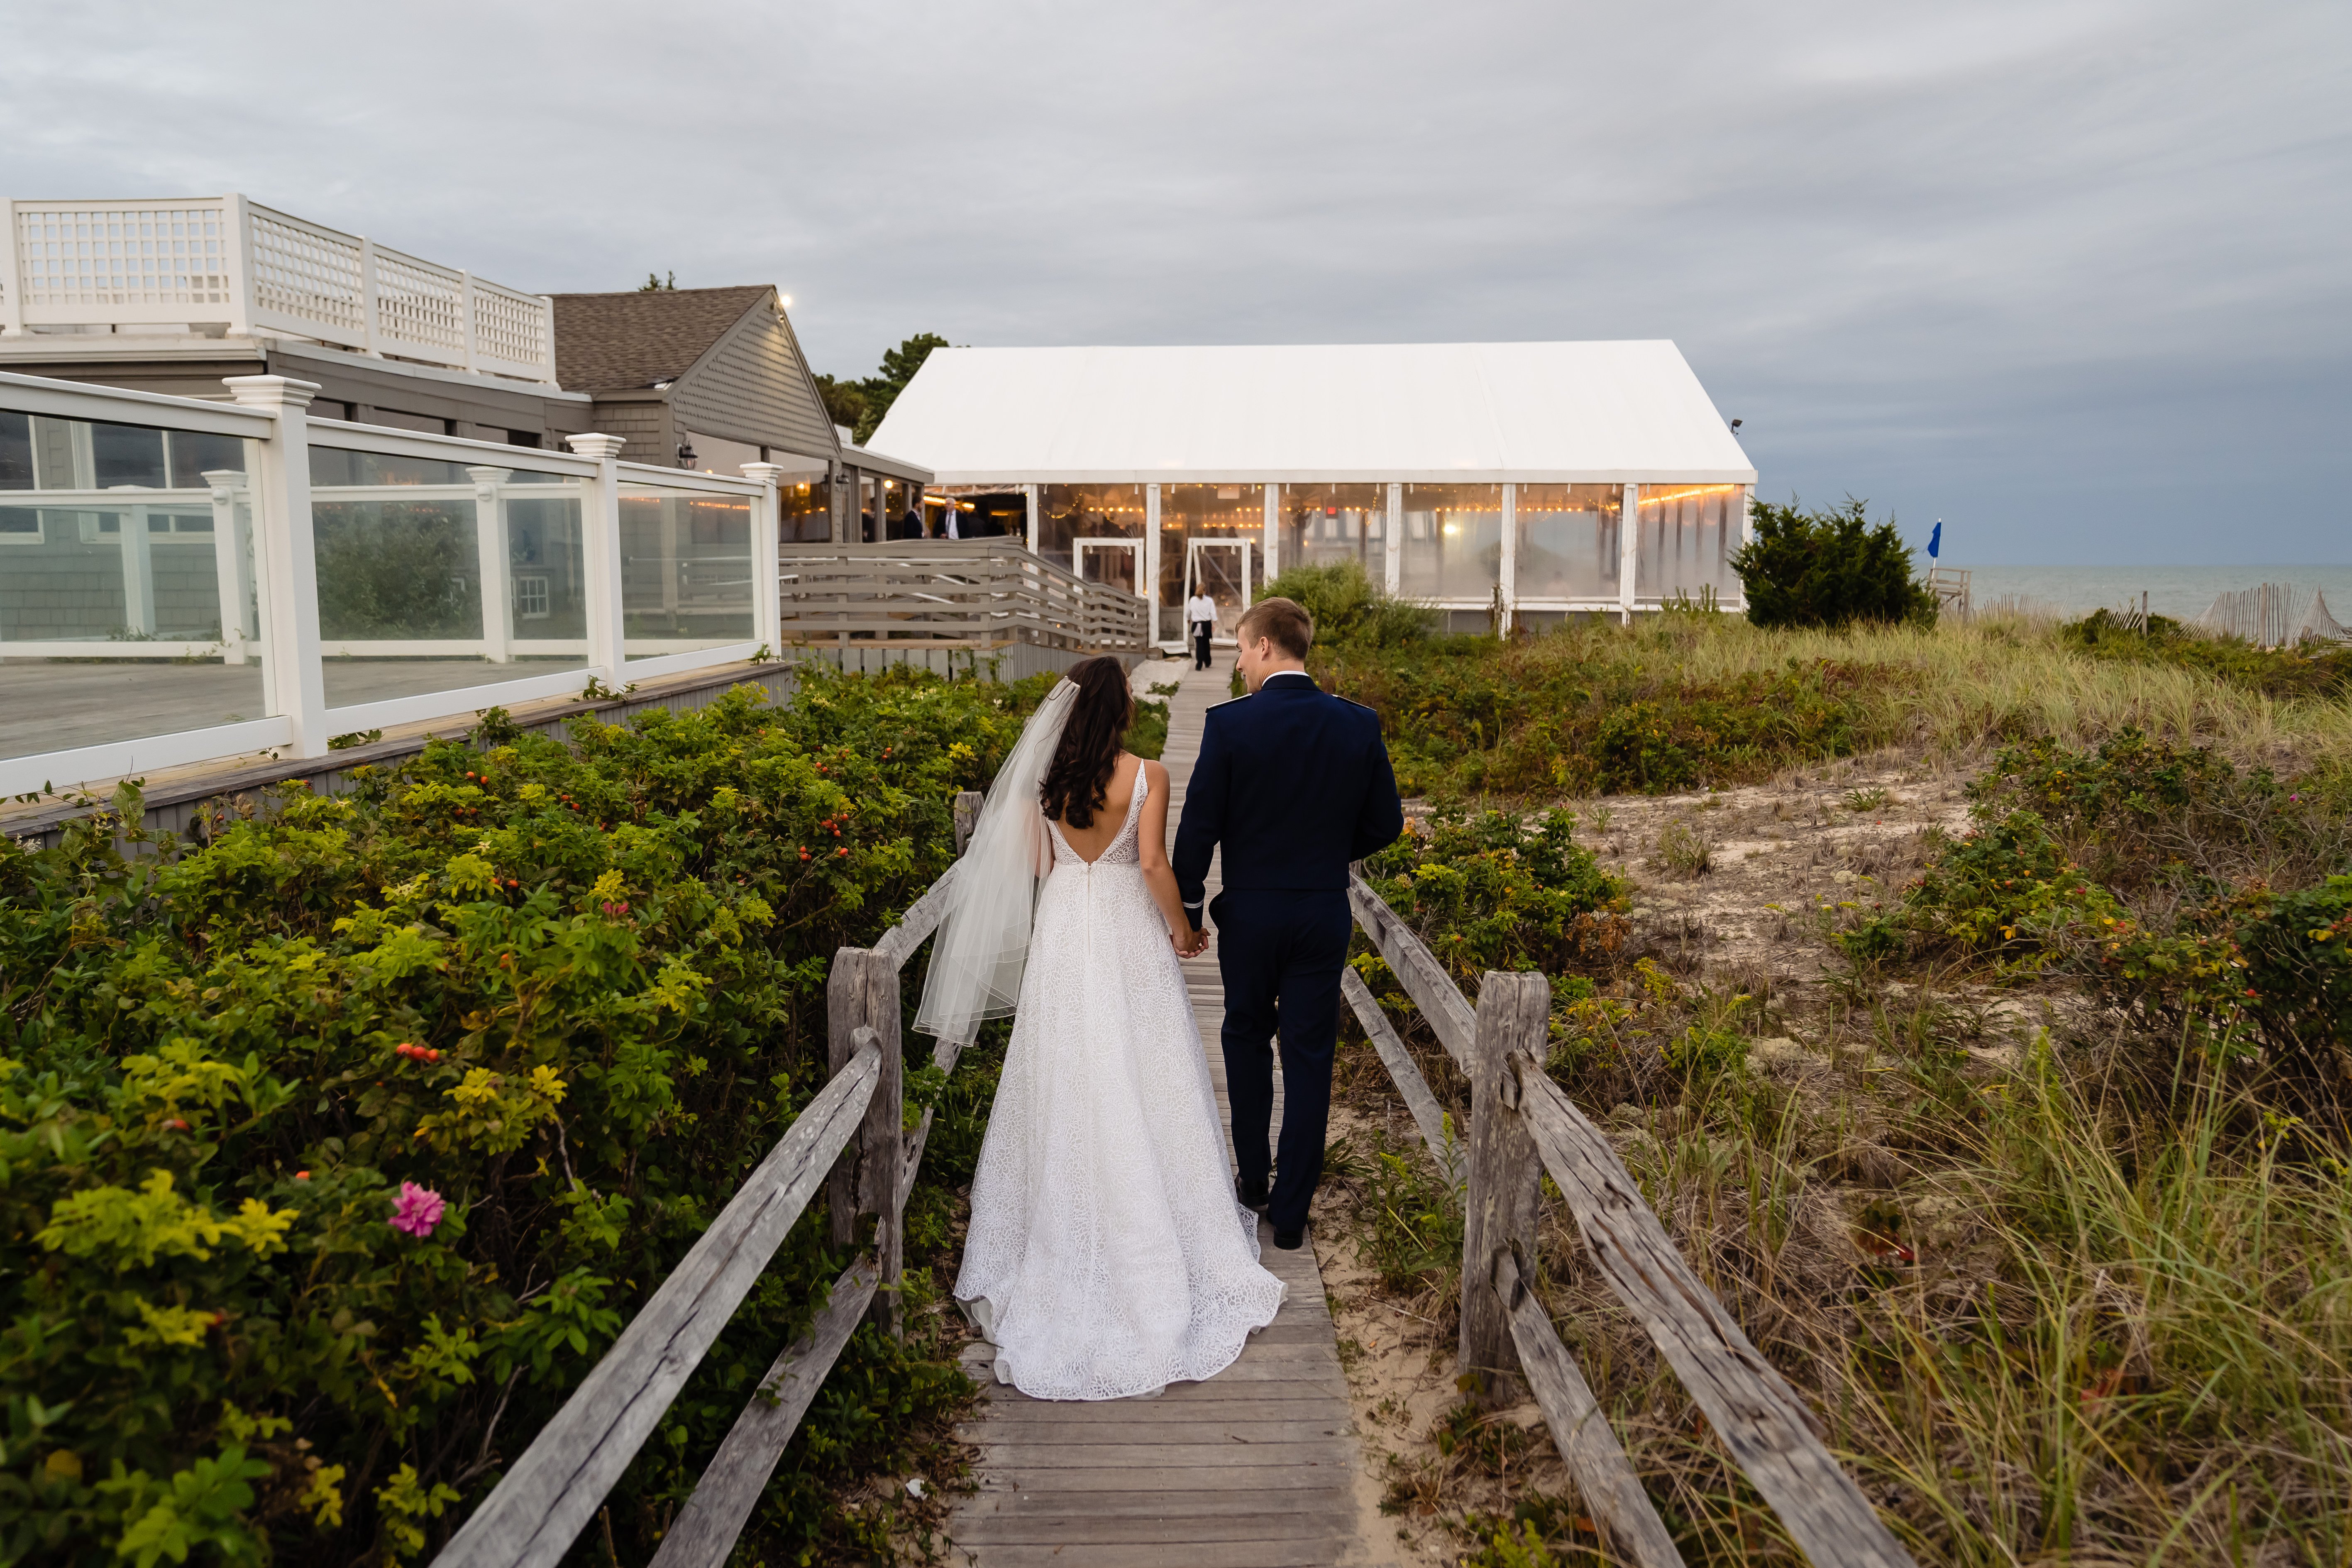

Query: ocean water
[[1944, 565, 2352, 623]]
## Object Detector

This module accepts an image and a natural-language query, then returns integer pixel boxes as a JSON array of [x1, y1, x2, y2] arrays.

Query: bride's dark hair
[[1038, 657, 1134, 830]]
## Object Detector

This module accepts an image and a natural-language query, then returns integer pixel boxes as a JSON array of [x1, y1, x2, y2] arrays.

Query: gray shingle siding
[[669, 309, 837, 461], [589, 400, 669, 467]]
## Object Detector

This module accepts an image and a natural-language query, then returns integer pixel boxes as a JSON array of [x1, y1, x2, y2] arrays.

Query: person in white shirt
[[1185, 591, 1218, 669]]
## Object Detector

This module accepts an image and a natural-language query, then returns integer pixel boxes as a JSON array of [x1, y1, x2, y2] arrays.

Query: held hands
[[1172, 925, 1210, 959]]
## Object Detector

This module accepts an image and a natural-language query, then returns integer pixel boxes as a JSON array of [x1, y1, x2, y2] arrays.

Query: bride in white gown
[[915, 657, 1285, 1400]]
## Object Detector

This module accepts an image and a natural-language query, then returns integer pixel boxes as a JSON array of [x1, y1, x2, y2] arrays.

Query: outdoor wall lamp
[[677, 438, 697, 469]]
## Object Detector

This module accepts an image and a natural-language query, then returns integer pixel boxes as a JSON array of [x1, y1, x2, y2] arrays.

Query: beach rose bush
[[0, 665, 1047, 1566]]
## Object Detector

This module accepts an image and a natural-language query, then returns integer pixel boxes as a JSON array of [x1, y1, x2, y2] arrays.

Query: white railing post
[[742, 462, 786, 654], [538, 294, 559, 385], [223, 375, 329, 757], [1499, 482, 1517, 637], [567, 433, 628, 679], [120, 504, 157, 637], [467, 465, 515, 664], [224, 193, 257, 341], [460, 270, 479, 375], [0, 200, 24, 338], [1619, 483, 1639, 625], [359, 237, 381, 357], [204, 470, 254, 664]]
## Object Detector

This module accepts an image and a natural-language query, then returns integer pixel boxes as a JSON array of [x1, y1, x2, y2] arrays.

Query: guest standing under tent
[[1186, 589, 1218, 669]]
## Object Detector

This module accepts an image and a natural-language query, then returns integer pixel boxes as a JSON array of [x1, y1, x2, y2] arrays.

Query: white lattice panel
[[12, 203, 234, 319], [7, 192, 556, 383], [247, 208, 365, 339], [471, 283, 546, 370], [372, 247, 465, 354]]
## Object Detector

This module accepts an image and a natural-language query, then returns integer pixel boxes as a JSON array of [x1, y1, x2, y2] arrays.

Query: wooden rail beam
[[872, 861, 960, 971], [1338, 967, 1463, 1189], [1460, 970, 1547, 1402], [1493, 1249, 1682, 1568], [434, 1040, 882, 1568], [644, 1255, 885, 1568], [1511, 1060, 1915, 1568], [1347, 874, 1477, 1065], [828, 948, 905, 1338]]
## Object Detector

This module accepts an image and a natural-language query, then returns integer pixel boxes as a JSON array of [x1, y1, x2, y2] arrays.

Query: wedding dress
[[953, 768, 1286, 1400]]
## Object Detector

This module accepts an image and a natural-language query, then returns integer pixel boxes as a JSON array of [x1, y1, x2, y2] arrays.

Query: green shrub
[[1364, 1134, 1462, 1294], [1261, 561, 1439, 649], [1359, 808, 1628, 982], [1730, 498, 1937, 631], [1319, 632, 1886, 797], [0, 664, 1039, 1566], [2063, 608, 2352, 701], [2236, 875, 2352, 1079]]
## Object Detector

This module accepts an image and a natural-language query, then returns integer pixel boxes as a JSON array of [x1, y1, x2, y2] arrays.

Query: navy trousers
[[1212, 887, 1353, 1233]]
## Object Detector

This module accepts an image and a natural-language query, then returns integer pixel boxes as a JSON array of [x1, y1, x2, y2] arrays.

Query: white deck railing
[[0, 195, 557, 385], [0, 369, 774, 796]]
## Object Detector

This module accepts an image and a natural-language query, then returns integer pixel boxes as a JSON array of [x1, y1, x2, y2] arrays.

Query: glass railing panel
[[0, 406, 267, 760], [618, 483, 754, 660], [308, 445, 589, 708]]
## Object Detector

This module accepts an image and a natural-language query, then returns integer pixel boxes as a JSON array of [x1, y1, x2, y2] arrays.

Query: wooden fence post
[[1461, 970, 1549, 1403], [827, 947, 905, 1338], [953, 789, 982, 855]]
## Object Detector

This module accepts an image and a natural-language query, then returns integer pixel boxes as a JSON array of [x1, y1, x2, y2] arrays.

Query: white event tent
[[871, 341, 1758, 651]]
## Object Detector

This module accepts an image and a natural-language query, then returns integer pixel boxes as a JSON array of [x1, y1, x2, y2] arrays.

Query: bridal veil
[[912, 677, 1077, 1041]]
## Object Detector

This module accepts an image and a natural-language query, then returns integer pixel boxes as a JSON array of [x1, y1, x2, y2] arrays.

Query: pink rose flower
[[390, 1180, 447, 1238]]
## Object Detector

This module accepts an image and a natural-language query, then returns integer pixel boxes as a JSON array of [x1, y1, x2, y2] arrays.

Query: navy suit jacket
[[1173, 673, 1406, 914]]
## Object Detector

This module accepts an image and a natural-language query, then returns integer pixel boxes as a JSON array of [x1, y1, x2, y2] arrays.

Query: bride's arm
[[1134, 760, 1200, 946]]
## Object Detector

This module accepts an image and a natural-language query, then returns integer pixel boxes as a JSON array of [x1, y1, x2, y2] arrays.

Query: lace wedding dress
[[954, 769, 1286, 1400]]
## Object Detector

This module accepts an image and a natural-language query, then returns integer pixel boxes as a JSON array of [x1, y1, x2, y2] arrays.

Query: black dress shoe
[[1236, 1177, 1270, 1212], [1272, 1225, 1305, 1251]]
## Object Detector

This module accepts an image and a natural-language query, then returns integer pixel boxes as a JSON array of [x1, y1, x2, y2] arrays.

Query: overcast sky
[[9, 1, 2347, 562]]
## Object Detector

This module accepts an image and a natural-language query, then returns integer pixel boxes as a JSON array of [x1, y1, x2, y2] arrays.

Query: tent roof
[[869, 341, 1755, 485]]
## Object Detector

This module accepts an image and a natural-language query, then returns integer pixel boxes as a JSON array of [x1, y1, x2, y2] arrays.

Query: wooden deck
[[949, 652, 1396, 1567]]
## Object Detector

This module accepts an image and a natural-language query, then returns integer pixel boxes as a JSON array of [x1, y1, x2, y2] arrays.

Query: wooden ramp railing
[[433, 794, 987, 1568], [1342, 875, 1915, 1568], [430, 787, 1911, 1568]]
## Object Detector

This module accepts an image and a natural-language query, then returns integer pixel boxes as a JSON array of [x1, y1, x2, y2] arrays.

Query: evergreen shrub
[[1730, 498, 1937, 631]]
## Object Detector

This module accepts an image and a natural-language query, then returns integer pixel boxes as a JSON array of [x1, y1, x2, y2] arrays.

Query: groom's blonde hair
[[1237, 598, 1313, 659]]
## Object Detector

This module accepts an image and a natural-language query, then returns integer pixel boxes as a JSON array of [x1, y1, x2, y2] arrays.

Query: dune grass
[[1321, 603, 2352, 1565], [1313, 609, 2352, 801]]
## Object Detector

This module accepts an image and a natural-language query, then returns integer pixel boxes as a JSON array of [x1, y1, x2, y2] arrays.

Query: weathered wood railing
[[1342, 874, 1914, 1568], [777, 540, 1151, 656], [434, 793, 987, 1568]]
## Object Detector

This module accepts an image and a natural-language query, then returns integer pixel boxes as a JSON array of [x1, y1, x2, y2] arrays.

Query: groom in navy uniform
[[1174, 597, 1404, 1249]]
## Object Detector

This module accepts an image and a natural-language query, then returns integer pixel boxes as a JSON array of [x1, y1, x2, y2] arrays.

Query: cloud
[[5, 0, 2346, 560]]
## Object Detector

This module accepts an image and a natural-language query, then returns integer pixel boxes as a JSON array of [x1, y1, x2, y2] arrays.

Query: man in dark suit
[[1173, 597, 1404, 1249]]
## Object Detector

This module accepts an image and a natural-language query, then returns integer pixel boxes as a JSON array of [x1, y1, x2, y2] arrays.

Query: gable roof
[[870, 341, 1756, 485], [550, 286, 776, 393]]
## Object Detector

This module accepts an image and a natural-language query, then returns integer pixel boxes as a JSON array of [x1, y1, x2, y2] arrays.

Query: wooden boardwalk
[[949, 652, 1394, 1567]]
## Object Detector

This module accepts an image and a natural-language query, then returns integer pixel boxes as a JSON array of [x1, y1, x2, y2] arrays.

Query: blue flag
[[1927, 520, 1942, 559]]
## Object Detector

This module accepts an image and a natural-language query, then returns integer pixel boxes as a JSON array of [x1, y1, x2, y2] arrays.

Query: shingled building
[[550, 284, 930, 542]]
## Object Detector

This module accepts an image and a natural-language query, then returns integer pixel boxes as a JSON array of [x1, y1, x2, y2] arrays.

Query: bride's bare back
[[1050, 752, 1195, 947], [1053, 752, 1145, 863]]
